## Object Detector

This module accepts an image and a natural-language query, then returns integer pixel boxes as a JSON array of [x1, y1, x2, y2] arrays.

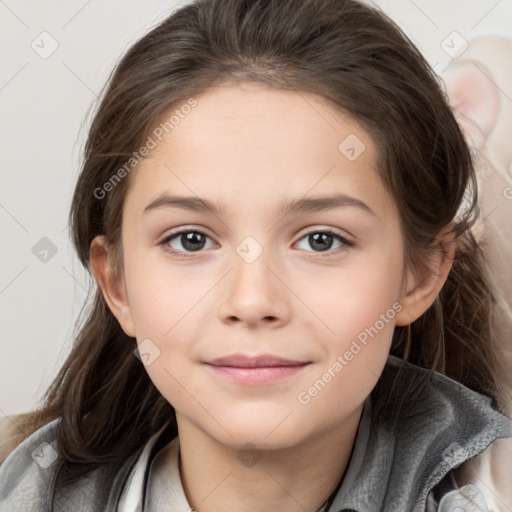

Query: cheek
[[298, 248, 403, 344], [316, 248, 403, 372], [295, 268, 401, 418], [122, 242, 204, 335]]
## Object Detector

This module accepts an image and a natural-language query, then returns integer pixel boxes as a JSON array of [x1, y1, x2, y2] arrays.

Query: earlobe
[[395, 230, 456, 326], [89, 236, 136, 337]]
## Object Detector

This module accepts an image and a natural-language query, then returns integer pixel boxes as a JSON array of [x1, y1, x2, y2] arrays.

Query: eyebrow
[[142, 193, 376, 217]]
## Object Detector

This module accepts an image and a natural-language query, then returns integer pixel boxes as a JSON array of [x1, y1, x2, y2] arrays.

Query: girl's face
[[106, 82, 412, 449]]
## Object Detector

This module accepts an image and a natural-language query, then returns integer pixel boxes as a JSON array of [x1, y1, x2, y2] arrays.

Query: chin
[[202, 417, 312, 452]]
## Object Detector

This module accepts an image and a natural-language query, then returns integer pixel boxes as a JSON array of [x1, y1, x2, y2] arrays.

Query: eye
[[159, 227, 354, 258], [295, 229, 354, 256], [160, 229, 216, 256]]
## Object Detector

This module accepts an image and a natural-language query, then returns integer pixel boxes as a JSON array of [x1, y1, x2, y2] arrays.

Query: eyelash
[[159, 227, 355, 259]]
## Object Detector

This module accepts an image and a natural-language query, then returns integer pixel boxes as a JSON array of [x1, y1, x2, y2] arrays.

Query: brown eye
[[160, 229, 215, 255], [295, 229, 354, 255]]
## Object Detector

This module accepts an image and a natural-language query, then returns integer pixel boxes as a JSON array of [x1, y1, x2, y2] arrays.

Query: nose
[[218, 246, 290, 328]]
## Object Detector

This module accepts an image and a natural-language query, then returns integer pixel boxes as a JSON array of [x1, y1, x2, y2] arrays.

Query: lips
[[204, 354, 311, 385], [206, 354, 310, 368]]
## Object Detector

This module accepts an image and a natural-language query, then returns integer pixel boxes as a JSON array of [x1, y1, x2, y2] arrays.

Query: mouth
[[203, 354, 311, 385]]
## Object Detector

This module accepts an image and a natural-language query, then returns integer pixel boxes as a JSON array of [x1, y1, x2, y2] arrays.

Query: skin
[[90, 82, 454, 512]]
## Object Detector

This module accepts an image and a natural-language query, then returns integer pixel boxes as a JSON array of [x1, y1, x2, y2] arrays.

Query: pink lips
[[204, 354, 310, 384]]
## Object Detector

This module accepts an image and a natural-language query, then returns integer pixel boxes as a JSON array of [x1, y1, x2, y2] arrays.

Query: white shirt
[[118, 424, 194, 512]]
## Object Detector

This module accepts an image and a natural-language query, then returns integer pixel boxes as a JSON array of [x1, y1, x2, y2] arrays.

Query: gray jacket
[[1, 355, 511, 511]]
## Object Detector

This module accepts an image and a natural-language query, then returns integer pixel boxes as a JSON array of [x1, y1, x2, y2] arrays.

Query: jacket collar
[[327, 355, 512, 512]]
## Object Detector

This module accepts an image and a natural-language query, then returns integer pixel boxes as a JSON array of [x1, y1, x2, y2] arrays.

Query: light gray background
[[1, 0, 511, 418]]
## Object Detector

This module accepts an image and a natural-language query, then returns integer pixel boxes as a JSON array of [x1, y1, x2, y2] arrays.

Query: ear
[[89, 235, 136, 337], [395, 229, 456, 326]]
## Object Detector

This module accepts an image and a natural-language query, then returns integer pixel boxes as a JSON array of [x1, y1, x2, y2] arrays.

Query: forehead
[[125, 83, 394, 219]]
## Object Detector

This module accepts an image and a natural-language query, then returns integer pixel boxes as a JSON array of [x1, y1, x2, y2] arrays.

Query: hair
[[5, 0, 505, 486]]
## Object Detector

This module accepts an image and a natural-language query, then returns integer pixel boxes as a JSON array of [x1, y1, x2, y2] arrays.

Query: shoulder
[[371, 356, 512, 510], [0, 416, 173, 511], [377, 355, 511, 436], [0, 416, 19, 463], [0, 416, 61, 510], [0, 416, 118, 511], [378, 356, 512, 457]]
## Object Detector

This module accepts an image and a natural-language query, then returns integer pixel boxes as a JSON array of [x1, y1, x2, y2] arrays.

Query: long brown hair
[[5, 0, 504, 483]]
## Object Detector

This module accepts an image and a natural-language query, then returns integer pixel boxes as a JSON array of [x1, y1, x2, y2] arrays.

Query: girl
[[1, 0, 511, 510]]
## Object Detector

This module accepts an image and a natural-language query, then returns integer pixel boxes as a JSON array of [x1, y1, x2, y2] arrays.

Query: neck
[[175, 406, 363, 512]]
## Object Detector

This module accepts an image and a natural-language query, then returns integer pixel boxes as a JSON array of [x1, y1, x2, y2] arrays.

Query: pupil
[[183, 232, 205, 251], [309, 233, 333, 251]]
